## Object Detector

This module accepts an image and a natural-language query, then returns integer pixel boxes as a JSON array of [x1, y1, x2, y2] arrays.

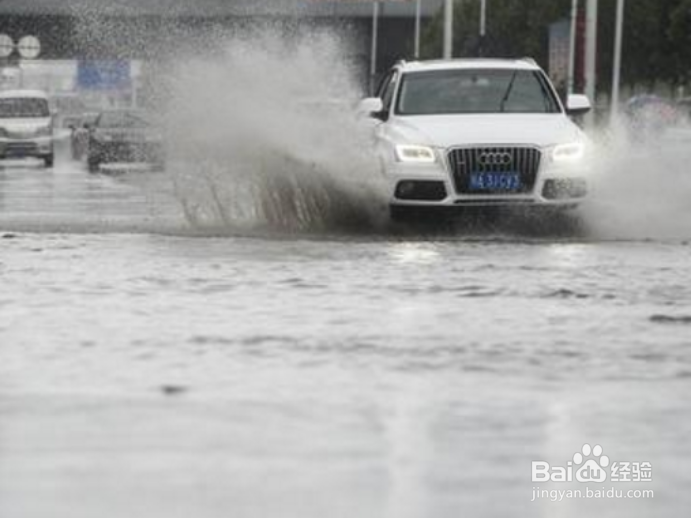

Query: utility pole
[[479, 0, 487, 56], [610, 0, 625, 122], [414, 0, 422, 59], [584, 0, 598, 127], [370, 1, 380, 95], [567, 0, 579, 95], [443, 0, 453, 59], [413, 0, 423, 59]]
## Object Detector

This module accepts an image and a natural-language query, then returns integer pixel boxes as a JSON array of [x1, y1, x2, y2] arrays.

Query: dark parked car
[[86, 110, 165, 173]]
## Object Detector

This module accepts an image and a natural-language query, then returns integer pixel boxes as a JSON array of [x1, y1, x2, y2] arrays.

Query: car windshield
[[98, 111, 151, 128], [0, 98, 50, 118], [396, 69, 561, 115]]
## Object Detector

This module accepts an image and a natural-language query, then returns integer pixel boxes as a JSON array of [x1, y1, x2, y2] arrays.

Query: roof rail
[[520, 57, 538, 66]]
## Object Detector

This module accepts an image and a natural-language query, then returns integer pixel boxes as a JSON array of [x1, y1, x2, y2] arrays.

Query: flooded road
[[0, 134, 689, 518]]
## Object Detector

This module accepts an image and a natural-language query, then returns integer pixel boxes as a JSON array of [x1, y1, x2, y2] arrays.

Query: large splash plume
[[163, 29, 388, 233], [583, 122, 690, 241]]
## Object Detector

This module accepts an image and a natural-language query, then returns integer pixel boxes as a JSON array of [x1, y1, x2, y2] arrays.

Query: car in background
[[359, 59, 592, 221], [86, 109, 165, 173], [624, 95, 678, 140], [0, 89, 54, 167]]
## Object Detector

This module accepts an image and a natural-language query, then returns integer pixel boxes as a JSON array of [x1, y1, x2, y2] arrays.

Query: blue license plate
[[469, 171, 522, 192]]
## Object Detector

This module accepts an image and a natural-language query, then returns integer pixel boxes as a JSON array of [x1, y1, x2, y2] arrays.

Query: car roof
[[0, 89, 49, 100], [99, 108, 144, 113], [395, 58, 542, 73]]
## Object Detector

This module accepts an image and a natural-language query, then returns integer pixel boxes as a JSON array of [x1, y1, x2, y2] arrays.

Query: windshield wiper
[[499, 71, 518, 113]]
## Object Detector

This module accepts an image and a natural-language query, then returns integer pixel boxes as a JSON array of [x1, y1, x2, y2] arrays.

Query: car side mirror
[[566, 94, 591, 116], [358, 97, 385, 119]]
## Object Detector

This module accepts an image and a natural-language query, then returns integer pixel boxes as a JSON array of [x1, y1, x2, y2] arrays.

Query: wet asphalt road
[[0, 135, 689, 518]]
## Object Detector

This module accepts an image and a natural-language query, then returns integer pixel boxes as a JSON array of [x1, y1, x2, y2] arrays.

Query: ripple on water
[[649, 314, 691, 324]]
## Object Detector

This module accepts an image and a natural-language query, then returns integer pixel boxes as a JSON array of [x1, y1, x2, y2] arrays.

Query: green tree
[[619, 0, 672, 89], [421, 0, 571, 68], [422, 0, 691, 94], [668, 0, 691, 85]]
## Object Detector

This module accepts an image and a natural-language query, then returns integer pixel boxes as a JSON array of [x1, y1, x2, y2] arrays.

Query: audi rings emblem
[[478, 151, 512, 166]]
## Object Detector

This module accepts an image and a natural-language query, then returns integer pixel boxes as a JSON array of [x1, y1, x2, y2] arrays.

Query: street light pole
[[610, 0, 625, 122], [414, 0, 422, 59], [443, 0, 453, 59], [584, 0, 598, 127], [567, 0, 579, 95], [370, 1, 380, 95], [479, 0, 486, 56]]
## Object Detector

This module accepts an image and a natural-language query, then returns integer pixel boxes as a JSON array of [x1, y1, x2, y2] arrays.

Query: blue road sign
[[77, 61, 131, 90]]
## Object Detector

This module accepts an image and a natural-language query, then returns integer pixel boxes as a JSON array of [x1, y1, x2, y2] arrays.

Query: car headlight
[[551, 142, 585, 162], [395, 144, 436, 163]]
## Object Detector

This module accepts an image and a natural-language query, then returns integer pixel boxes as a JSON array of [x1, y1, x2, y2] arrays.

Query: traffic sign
[[77, 61, 131, 90], [17, 36, 41, 59], [0, 34, 14, 58]]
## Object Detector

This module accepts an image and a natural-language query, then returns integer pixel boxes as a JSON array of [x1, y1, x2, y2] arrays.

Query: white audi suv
[[359, 59, 592, 220]]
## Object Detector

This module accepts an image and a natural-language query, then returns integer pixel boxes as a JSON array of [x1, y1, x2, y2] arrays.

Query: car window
[[380, 72, 399, 112], [396, 69, 560, 115], [375, 71, 393, 98], [0, 98, 50, 118], [97, 111, 150, 128]]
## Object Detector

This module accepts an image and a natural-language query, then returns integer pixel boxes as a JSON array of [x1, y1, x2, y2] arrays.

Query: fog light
[[396, 181, 417, 198], [395, 180, 447, 201]]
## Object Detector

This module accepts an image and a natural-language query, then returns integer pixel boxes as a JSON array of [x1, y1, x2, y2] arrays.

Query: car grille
[[447, 146, 542, 194]]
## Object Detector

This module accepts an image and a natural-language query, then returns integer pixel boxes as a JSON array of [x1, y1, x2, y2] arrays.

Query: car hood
[[385, 114, 583, 148], [0, 117, 52, 131]]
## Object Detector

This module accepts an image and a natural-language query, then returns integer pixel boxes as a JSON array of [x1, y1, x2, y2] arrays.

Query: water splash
[[163, 30, 388, 233], [583, 122, 691, 241]]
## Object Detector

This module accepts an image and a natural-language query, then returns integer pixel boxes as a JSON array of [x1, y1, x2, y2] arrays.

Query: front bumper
[[0, 137, 53, 159], [386, 149, 589, 208]]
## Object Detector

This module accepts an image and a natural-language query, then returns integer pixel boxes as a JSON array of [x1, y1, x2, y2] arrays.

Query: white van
[[0, 90, 54, 167]]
